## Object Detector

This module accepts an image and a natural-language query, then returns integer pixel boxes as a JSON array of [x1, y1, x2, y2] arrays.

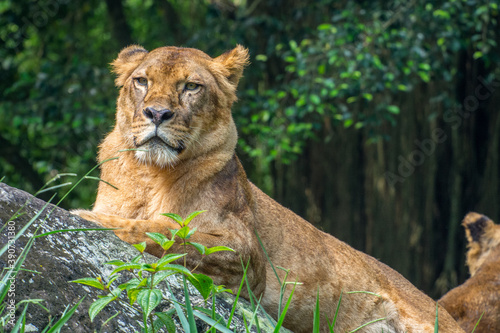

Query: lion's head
[[463, 212, 500, 276], [110, 45, 249, 167]]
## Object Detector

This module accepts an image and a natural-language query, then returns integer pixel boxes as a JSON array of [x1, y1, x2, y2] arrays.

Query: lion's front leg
[[71, 209, 180, 256], [71, 210, 266, 297]]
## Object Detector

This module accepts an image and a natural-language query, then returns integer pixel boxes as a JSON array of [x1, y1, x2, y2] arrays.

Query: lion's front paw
[[71, 209, 101, 224]]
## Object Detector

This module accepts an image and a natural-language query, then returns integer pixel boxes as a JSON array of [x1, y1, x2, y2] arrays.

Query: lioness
[[73, 45, 463, 332], [439, 212, 500, 332]]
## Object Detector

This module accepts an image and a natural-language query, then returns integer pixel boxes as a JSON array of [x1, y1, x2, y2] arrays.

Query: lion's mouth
[[135, 135, 185, 154]]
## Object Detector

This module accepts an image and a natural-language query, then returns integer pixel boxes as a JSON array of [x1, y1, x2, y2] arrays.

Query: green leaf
[[318, 23, 332, 31], [133, 242, 147, 253], [106, 275, 120, 288], [146, 232, 169, 247], [184, 210, 206, 225], [136, 277, 149, 289], [161, 213, 183, 225], [387, 105, 400, 114], [186, 242, 206, 255], [152, 271, 177, 287], [141, 263, 155, 272], [310, 94, 321, 105], [162, 240, 176, 251], [177, 226, 191, 239], [397, 84, 407, 91], [419, 63, 431, 71], [109, 288, 123, 298], [110, 263, 142, 275], [169, 229, 180, 239], [187, 273, 213, 300], [118, 278, 140, 290], [137, 289, 162, 318], [362, 93, 373, 101], [70, 277, 105, 290], [205, 246, 235, 255], [155, 312, 177, 333], [433, 9, 450, 19], [157, 264, 195, 279], [157, 253, 187, 267], [128, 288, 141, 305], [343, 119, 354, 128], [255, 54, 268, 62], [473, 51, 483, 59], [105, 260, 125, 266], [89, 296, 115, 322], [187, 228, 197, 239]]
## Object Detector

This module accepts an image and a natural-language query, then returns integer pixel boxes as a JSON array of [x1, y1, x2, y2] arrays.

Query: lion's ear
[[111, 45, 148, 87], [214, 45, 250, 86], [463, 212, 493, 245]]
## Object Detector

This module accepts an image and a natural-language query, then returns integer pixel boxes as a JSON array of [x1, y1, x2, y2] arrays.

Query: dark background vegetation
[[1, 0, 499, 299]]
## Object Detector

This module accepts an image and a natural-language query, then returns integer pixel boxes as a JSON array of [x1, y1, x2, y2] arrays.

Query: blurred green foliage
[[0, 0, 498, 208]]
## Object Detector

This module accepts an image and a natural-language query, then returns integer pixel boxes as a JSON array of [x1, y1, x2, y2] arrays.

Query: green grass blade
[[245, 294, 264, 332], [46, 297, 84, 333], [346, 291, 381, 297], [35, 228, 116, 238], [313, 287, 320, 333], [56, 157, 119, 206], [192, 310, 234, 333], [227, 258, 251, 328], [99, 311, 121, 333], [273, 281, 298, 333], [10, 304, 29, 333], [255, 230, 281, 285], [0, 195, 55, 258], [434, 302, 438, 333], [35, 182, 73, 195], [348, 317, 386, 333], [34, 173, 77, 196], [167, 283, 190, 331], [182, 276, 197, 333], [83, 176, 119, 190], [0, 235, 37, 301], [244, 273, 263, 332], [329, 290, 343, 332], [471, 312, 484, 333]]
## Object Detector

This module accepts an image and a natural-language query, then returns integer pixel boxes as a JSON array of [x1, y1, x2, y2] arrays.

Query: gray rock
[[0, 183, 289, 332]]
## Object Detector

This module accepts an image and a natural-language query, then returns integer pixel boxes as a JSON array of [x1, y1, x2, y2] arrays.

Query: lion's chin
[[134, 144, 180, 168], [133, 136, 186, 167]]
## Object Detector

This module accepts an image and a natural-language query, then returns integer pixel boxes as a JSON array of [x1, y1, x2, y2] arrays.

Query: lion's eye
[[185, 82, 200, 91], [134, 77, 148, 87]]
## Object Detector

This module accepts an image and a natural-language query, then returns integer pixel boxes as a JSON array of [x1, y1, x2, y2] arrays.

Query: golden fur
[[73, 45, 463, 332], [439, 212, 500, 332]]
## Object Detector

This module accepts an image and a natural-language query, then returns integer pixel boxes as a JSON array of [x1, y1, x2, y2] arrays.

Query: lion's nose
[[143, 107, 174, 126]]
